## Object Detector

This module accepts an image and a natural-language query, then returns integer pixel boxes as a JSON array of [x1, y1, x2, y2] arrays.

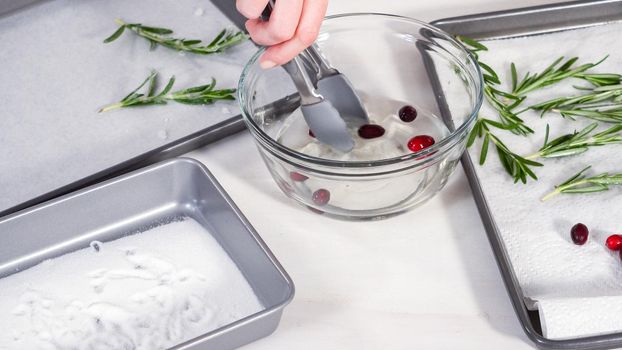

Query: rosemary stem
[[541, 179, 589, 201], [115, 18, 126, 26], [99, 102, 124, 113], [524, 153, 541, 160], [541, 189, 562, 202]]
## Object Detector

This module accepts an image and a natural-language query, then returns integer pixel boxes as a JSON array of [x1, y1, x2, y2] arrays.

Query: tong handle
[[260, 0, 322, 105], [303, 44, 338, 78], [261, 0, 275, 21]]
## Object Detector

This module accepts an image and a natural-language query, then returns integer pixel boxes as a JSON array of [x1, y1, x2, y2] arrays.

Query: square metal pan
[[430, 1, 622, 349], [0, 157, 295, 350]]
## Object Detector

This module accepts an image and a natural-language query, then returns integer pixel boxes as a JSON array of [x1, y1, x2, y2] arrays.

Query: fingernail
[[260, 60, 277, 69]]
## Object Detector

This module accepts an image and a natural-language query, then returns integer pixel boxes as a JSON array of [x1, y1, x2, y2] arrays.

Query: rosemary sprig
[[99, 71, 236, 112], [512, 56, 609, 96], [530, 84, 622, 123], [468, 118, 543, 183], [542, 166, 622, 201], [457, 36, 533, 135], [526, 123, 622, 159], [104, 19, 248, 55]]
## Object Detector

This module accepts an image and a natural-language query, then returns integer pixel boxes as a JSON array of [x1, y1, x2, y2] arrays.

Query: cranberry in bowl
[[238, 14, 483, 220]]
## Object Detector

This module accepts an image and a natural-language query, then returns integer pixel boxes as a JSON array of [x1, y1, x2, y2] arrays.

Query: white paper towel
[[470, 22, 622, 340], [0, 0, 256, 213], [539, 296, 622, 340]]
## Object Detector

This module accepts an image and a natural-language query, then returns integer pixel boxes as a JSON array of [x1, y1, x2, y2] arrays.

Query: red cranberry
[[570, 223, 589, 245], [407, 135, 435, 153], [358, 124, 385, 139], [289, 172, 308, 182], [606, 235, 622, 251], [312, 189, 330, 206], [399, 105, 418, 122], [308, 129, 315, 138]]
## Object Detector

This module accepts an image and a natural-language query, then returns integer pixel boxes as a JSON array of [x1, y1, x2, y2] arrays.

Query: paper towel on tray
[[539, 296, 622, 339], [469, 22, 622, 340], [0, 0, 256, 213]]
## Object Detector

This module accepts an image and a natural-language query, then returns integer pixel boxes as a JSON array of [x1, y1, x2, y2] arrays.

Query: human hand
[[236, 0, 328, 69]]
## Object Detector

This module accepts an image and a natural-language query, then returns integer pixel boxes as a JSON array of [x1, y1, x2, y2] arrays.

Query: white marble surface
[[192, 0, 569, 349]]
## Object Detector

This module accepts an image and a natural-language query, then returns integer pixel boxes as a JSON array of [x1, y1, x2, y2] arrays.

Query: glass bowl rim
[[238, 12, 483, 169]]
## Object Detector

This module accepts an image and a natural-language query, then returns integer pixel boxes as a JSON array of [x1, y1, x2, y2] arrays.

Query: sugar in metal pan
[[0, 158, 294, 350]]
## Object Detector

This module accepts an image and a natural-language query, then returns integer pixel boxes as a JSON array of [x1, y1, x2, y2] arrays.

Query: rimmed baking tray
[[0, 0, 302, 219], [431, 1, 622, 349], [0, 157, 295, 350], [0, 0, 253, 218]]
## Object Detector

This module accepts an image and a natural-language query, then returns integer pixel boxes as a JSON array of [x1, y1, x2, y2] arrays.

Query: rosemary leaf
[[480, 62, 501, 85], [103, 25, 126, 43], [470, 118, 543, 183], [456, 35, 488, 52], [121, 70, 157, 102], [576, 73, 622, 86], [480, 133, 490, 165], [510, 62, 518, 92]]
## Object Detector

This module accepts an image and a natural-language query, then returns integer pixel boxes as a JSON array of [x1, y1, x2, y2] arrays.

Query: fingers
[[245, 0, 304, 46], [237, 0, 328, 69], [236, 0, 270, 19], [259, 0, 328, 68]]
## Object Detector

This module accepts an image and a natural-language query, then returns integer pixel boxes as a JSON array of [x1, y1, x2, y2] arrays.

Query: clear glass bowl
[[238, 14, 483, 220]]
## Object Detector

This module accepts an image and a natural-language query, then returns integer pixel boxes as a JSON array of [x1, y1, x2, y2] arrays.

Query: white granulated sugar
[[0, 0, 256, 213], [0, 219, 262, 349], [157, 129, 169, 140], [470, 22, 622, 340]]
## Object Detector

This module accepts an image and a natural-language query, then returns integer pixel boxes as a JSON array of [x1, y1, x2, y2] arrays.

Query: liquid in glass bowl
[[238, 14, 483, 219]]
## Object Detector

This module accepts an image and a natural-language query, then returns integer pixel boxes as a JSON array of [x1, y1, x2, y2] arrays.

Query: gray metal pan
[[430, 1, 622, 349], [0, 0, 301, 220], [0, 0, 249, 219], [0, 0, 303, 219], [0, 157, 295, 350]]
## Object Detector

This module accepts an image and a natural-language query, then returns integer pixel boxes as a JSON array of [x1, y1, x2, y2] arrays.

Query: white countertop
[[188, 0, 567, 348]]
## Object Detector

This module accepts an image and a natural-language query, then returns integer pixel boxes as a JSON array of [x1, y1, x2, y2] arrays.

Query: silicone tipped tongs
[[260, 1, 369, 152], [301, 43, 370, 127]]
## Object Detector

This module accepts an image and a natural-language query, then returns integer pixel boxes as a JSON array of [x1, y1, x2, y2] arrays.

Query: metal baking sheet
[[0, 0, 255, 218], [0, 157, 294, 350], [431, 1, 622, 349]]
